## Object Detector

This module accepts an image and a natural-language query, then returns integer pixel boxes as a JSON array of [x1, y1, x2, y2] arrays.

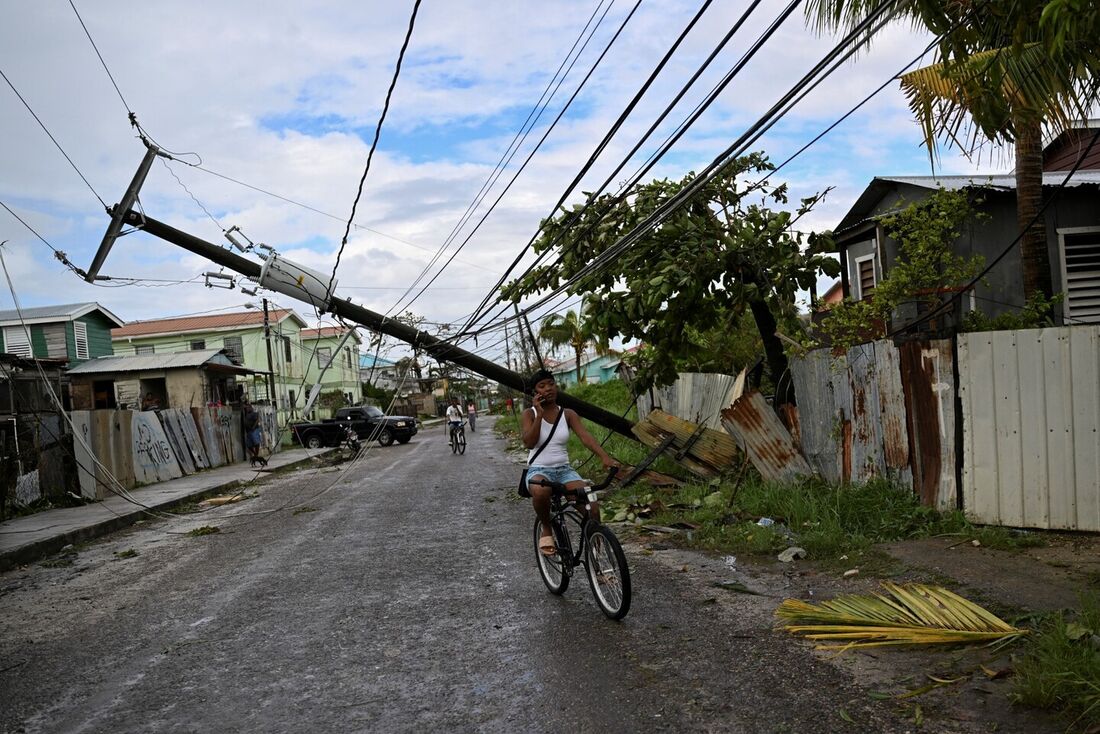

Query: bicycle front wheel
[[534, 518, 570, 595], [458, 429, 466, 454], [585, 526, 632, 620]]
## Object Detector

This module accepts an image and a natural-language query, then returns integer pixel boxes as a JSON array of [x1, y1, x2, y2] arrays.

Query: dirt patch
[[880, 534, 1100, 614], [616, 524, 1100, 734]]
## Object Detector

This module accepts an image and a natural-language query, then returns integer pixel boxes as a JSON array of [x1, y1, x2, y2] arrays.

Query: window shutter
[[73, 321, 90, 360], [858, 258, 876, 299], [4, 326, 32, 358], [1064, 231, 1100, 324], [135, 345, 155, 356]]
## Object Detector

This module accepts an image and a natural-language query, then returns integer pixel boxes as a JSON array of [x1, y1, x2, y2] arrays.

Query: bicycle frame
[[531, 467, 619, 574]]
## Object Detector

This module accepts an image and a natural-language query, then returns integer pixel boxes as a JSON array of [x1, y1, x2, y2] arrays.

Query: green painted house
[[0, 302, 124, 365], [111, 307, 309, 427], [299, 326, 363, 418]]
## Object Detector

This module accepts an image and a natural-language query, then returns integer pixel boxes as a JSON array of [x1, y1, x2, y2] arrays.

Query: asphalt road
[[0, 417, 913, 733]]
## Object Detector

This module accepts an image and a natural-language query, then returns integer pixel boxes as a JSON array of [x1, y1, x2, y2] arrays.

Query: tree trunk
[[748, 298, 794, 405], [1015, 116, 1053, 302], [574, 343, 585, 385]]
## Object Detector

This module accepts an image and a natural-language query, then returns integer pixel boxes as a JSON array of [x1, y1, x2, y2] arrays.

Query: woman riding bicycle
[[446, 397, 464, 448], [521, 369, 617, 556]]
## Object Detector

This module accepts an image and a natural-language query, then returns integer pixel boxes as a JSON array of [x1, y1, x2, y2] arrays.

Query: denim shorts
[[526, 464, 582, 491]]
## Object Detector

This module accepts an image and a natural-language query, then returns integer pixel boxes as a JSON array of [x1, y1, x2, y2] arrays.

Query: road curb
[[0, 451, 329, 573]]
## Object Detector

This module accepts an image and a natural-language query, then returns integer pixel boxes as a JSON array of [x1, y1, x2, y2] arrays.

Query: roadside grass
[[1011, 593, 1100, 731], [605, 474, 1044, 563], [495, 380, 1046, 563]]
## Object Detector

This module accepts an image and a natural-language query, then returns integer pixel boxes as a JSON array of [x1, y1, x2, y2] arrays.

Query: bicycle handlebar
[[529, 466, 619, 494]]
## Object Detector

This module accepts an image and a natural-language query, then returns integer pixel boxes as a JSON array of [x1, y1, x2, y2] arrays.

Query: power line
[[329, 0, 423, 295], [479, 0, 901, 334], [67, 0, 133, 117], [185, 164, 496, 272], [382, 0, 621, 317], [884, 128, 1100, 339], [0, 66, 107, 209], [457, 0, 784, 338]]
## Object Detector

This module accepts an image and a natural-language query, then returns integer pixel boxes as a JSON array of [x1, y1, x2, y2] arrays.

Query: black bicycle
[[530, 468, 631, 620], [449, 421, 466, 455]]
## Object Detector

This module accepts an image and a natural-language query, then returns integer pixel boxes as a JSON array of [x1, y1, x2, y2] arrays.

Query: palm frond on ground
[[777, 582, 1028, 650]]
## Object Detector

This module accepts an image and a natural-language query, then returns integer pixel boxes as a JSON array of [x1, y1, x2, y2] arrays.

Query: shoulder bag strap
[[527, 407, 564, 466]]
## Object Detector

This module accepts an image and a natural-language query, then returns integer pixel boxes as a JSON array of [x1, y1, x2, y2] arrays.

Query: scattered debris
[[200, 492, 257, 507], [723, 555, 738, 570], [778, 547, 807, 563], [843, 568, 860, 578], [713, 581, 763, 596], [757, 517, 776, 527], [776, 582, 1029, 650]]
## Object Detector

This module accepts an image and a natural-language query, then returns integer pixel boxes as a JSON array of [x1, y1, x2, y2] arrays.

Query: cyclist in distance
[[521, 369, 618, 556], [446, 396, 464, 448]]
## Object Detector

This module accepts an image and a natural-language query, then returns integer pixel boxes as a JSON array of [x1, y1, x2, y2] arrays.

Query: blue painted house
[[550, 351, 621, 388]]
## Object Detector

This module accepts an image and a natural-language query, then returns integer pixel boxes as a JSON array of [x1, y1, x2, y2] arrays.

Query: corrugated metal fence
[[638, 372, 745, 430], [790, 339, 958, 511], [634, 327, 1098, 531], [958, 326, 1100, 531]]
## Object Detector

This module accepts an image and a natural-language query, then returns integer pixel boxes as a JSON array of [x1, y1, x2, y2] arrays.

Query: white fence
[[958, 326, 1100, 531]]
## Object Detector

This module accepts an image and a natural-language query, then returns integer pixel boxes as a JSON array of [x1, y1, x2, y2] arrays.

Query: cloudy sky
[[0, 0, 995, 365]]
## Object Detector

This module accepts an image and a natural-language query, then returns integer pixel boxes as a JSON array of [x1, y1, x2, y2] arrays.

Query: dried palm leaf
[[776, 582, 1028, 651]]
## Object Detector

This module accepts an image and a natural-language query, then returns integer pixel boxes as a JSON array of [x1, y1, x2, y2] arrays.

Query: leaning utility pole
[[85, 145, 634, 438]]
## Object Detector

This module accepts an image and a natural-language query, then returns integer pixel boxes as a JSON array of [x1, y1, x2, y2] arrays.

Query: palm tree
[[539, 299, 610, 385], [805, 0, 1100, 302]]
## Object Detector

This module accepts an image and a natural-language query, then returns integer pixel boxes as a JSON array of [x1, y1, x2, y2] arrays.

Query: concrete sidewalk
[[0, 447, 331, 572]]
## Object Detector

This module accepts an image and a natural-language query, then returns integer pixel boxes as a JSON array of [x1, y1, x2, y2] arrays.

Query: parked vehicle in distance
[[291, 405, 418, 449]]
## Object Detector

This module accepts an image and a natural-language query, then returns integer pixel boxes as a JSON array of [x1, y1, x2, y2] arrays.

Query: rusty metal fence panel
[[720, 392, 812, 482], [790, 338, 957, 510], [958, 326, 1100, 531]]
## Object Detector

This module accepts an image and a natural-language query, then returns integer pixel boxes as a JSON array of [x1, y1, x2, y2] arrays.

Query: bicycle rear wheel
[[585, 526, 631, 620], [450, 429, 458, 454], [458, 428, 466, 454], [534, 518, 570, 594]]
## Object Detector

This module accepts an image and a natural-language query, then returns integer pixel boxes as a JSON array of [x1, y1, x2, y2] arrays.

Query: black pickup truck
[[291, 406, 418, 449]]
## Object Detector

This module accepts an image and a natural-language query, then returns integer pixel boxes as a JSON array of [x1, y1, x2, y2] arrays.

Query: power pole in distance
[[262, 298, 277, 409]]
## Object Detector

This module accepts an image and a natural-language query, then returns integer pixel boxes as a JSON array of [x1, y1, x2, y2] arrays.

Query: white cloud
[[1, 0, 1021, 367]]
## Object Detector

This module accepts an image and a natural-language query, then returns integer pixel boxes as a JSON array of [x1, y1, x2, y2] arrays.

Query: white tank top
[[527, 407, 570, 466]]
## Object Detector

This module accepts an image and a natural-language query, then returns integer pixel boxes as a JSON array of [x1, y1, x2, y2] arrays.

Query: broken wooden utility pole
[[85, 149, 634, 438]]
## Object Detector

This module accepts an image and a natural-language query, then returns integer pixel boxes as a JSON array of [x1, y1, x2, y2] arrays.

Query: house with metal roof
[[360, 352, 401, 392], [111, 307, 308, 424], [0, 302, 123, 365], [828, 124, 1100, 329], [66, 349, 254, 411]]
